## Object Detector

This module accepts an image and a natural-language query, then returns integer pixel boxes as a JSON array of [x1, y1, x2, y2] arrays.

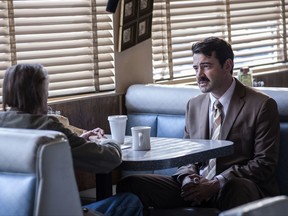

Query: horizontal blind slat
[[152, 0, 286, 81], [0, 0, 115, 101]]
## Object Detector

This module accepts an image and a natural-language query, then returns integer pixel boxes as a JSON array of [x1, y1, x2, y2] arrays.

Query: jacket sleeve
[[171, 164, 198, 183], [47, 116, 122, 173]]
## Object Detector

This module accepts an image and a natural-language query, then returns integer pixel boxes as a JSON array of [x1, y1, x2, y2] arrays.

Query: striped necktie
[[211, 100, 223, 140], [201, 100, 223, 180]]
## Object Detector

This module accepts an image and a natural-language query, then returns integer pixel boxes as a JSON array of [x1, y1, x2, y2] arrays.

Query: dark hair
[[3, 64, 48, 114], [191, 37, 234, 73]]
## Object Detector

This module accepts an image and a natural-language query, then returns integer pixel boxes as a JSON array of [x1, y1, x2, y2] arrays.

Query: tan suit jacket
[[174, 79, 280, 197]]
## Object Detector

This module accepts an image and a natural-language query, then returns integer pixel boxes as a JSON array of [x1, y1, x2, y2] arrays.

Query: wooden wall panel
[[254, 72, 288, 87], [49, 94, 123, 133]]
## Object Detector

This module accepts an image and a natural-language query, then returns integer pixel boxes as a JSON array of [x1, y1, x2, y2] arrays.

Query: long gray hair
[[3, 64, 49, 114]]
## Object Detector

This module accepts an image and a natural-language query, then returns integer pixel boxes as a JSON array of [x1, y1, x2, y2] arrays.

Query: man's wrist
[[177, 174, 190, 184]]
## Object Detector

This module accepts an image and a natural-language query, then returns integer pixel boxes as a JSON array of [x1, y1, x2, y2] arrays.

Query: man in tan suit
[[117, 37, 280, 211]]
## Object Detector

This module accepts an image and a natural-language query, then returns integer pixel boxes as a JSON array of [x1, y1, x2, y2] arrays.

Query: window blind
[[0, 1, 10, 92], [0, 0, 115, 102], [152, 0, 288, 82]]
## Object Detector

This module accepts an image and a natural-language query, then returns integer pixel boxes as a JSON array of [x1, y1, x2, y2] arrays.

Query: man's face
[[193, 52, 232, 98]]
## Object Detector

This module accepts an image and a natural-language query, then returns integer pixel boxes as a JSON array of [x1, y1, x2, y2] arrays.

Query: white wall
[[113, 6, 154, 94]]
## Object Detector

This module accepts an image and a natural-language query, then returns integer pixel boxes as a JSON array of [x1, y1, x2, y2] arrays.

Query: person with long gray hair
[[0, 63, 143, 216]]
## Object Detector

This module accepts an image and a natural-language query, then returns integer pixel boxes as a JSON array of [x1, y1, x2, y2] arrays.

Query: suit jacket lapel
[[221, 80, 246, 140], [199, 94, 210, 139]]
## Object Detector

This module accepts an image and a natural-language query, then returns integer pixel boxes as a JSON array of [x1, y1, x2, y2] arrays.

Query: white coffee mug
[[131, 126, 151, 151], [108, 115, 127, 144]]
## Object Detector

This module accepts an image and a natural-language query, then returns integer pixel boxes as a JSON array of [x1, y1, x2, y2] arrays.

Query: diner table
[[120, 136, 233, 171], [95, 136, 234, 201]]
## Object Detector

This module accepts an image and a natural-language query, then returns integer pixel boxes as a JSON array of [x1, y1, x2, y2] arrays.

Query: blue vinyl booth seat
[[124, 84, 202, 176], [219, 195, 288, 216], [0, 128, 87, 216], [125, 84, 201, 139], [124, 84, 288, 215]]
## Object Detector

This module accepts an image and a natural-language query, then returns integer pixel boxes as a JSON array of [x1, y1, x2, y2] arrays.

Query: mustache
[[197, 76, 210, 82]]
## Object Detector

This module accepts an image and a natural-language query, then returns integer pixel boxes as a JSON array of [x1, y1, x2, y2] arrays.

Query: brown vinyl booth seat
[[124, 84, 288, 216]]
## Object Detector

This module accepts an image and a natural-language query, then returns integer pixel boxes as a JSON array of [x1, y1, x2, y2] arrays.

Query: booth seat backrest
[[259, 87, 288, 196], [125, 84, 201, 138], [219, 195, 288, 216], [125, 84, 288, 195], [0, 128, 83, 216]]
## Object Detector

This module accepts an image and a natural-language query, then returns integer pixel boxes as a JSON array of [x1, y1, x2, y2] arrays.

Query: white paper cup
[[108, 115, 127, 144], [131, 126, 151, 151]]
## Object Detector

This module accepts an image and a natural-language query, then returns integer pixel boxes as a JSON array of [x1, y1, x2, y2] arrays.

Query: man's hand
[[180, 174, 220, 206], [80, 128, 106, 140]]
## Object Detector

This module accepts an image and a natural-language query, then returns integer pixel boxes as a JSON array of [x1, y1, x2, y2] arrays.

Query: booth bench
[[125, 83, 288, 196]]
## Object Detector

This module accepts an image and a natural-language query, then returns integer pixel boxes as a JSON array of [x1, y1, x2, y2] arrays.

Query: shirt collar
[[210, 78, 236, 113]]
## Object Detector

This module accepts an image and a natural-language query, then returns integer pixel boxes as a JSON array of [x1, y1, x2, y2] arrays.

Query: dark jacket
[[0, 110, 122, 173]]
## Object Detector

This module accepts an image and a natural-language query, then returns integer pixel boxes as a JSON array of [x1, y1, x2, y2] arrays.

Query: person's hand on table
[[80, 127, 107, 141], [180, 174, 220, 206]]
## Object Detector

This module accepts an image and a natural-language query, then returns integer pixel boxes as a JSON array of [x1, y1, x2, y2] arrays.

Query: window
[[0, 0, 115, 101], [152, 0, 288, 83]]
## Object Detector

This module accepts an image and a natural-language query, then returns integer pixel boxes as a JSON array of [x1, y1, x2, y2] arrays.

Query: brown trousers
[[116, 174, 264, 211]]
